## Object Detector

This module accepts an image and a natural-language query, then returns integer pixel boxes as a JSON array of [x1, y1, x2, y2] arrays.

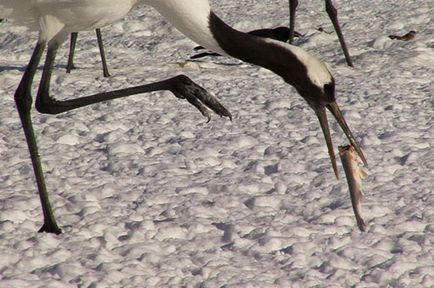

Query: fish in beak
[[315, 101, 367, 179]]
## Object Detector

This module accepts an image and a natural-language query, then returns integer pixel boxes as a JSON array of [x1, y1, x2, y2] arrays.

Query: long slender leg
[[324, 0, 353, 67], [36, 43, 231, 118], [66, 32, 78, 73], [288, 0, 299, 43], [67, 30, 110, 77], [95, 28, 110, 77], [14, 41, 62, 234]]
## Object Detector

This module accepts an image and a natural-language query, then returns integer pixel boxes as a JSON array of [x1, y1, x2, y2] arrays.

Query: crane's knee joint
[[175, 74, 191, 84], [35, 98, 60, 114], [14, 90, 33, 114], [290, 0, 299, 8]]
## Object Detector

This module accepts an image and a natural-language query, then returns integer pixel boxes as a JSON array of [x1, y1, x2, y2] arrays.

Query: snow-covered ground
[[0, 0, 433, 287]]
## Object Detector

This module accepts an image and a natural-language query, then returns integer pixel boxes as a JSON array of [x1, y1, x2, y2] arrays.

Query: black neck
[[208, 12, 307, 86]]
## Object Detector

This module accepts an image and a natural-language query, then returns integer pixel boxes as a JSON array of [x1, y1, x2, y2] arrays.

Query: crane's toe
[[172, 75, 232, 121]]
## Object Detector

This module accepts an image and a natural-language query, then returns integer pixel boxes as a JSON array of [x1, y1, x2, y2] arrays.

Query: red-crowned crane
[[1, 0, 365, 234]]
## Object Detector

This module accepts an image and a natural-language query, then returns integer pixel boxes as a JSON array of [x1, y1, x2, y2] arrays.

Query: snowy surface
[[0, 0, 433, 287]]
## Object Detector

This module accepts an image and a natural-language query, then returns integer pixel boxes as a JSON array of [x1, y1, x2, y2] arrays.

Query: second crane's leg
[[15, 41, 62, 234], [66, 32, 78, 73], [324, 0, 353, 67], [288, 0, 299, 43], [95, 28, 110, 78]]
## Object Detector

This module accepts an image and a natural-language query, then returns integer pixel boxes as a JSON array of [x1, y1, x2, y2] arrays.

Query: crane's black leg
[[14, 41, 62, 234], [95, 28, 110, 77], [36, 43, 231, 118], [324, 0, 353, 67], [288, 0, 299, 43], [66, 32, 78, 73]]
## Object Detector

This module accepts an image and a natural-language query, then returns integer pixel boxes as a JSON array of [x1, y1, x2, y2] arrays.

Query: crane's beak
[[315, 102, 367, 179]]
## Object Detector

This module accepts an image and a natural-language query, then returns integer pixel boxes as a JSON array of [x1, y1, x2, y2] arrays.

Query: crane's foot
[[171, 75, 232, 122], [38, 222, 62, 235]]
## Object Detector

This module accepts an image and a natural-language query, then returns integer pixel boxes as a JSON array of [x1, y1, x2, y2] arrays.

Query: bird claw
[[172, 75, 232, 121]]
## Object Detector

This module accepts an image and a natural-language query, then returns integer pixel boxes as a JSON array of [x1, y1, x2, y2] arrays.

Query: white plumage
[[1, 0, 137, 42]]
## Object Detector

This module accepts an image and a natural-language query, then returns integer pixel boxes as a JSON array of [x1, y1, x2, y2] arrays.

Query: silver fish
[[339, 145, 368, 232]]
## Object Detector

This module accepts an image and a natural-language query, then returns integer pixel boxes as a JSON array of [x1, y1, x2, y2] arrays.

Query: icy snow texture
[[0, 0, 433, 287]]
